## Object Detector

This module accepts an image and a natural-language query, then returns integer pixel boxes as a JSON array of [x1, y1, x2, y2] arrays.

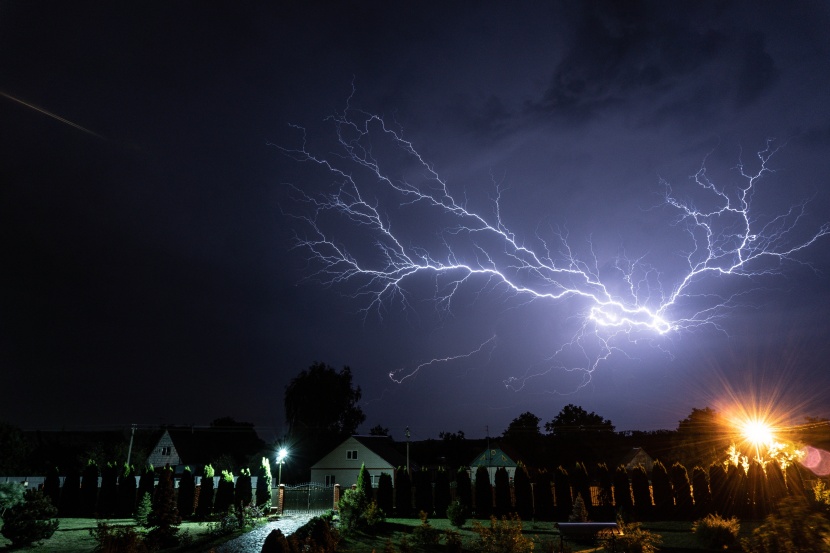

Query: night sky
[[2, 2, 830, 443]]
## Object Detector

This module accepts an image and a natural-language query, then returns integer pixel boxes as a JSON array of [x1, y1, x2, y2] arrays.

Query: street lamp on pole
[[277, 448, 288, 486]]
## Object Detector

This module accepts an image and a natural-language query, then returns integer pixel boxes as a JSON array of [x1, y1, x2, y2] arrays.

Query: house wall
[[147, 430, 183, 468], [310, 437, 395, 487]]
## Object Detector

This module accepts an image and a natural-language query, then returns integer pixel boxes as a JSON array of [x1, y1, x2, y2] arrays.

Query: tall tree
[[671, 462, 694, 520], [0, 422, 29, 476], [214, 470, 235, 513], [502, 412, 542, 458], [630, 465, 652, 519], [613, 466, 632, 514], [691, 466, 712, 517], [148, 465, 181, 549], [545, 404, 614, 436], [284, 363, 366, 468], [674, 407, 728, 470], [651, 460, 673, 519], [368, 425, 389, 436]]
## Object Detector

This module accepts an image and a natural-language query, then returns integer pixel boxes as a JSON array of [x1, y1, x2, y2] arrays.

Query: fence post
[[278, 483, 285, 514], [334, 484, 341, 511]]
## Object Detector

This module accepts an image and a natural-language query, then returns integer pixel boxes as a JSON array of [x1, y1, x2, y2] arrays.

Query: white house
[[310, 435, 407, 488], [470, 447, 518, 483]]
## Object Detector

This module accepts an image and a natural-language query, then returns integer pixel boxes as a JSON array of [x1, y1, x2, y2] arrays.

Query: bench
[[555, 522, 622, 547]]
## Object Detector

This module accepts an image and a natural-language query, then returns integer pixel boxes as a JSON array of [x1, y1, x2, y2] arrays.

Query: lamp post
[[277, 447, 288, 486]]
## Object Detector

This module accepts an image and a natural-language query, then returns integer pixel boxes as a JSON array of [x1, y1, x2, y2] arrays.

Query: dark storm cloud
[[527, 2, 778, 126]]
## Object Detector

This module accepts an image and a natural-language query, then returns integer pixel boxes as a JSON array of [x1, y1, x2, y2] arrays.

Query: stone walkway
[[209, 513, 316, 553]]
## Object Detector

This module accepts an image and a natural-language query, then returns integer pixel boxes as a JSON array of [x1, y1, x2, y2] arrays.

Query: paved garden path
[[209, 513, 316, 553]]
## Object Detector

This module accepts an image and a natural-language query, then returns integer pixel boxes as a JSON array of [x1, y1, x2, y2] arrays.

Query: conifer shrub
[[89, 521, 149, 553], [0, 489, 60, 547], [613, 520, 662, 553], [137, 465, 155, 508], [569, 493, 589, 522], [147, 465, 181, 549], [215, 470, 235, 513], [692, 513, 740, 549], [613, 465, 632, 514], [196, 464, 215, 518], [178, 466, 195, 519], [377, 472, 394, 515], [455, 467, 472, 511], [99, 462, 119, 518], [43, 467, 61, 510], [0, 481, 25, 514], [413, 468, 433, 515], [447, 499, 468, 528], [81, 459, 100, 517], [59, 469, 81, 517], [291, 515, 339, 553], [742, 497, 830, 553], [630, 466, 652, 519], [650, 461, 672, 519], [235, 467, 252, 508], [494, 467, 511, 516], [117, 464, 137, 517], [554, 466, 572, 520], [474, 465, 493, 518], [513, 462, 533, 520], [395, 467, 412, 517], [135, 493, 152, 528], [411, 510, 441, 546], [261, 528, 291, 553], [533, 470, 554, 521], [433, 468, 451, 518]]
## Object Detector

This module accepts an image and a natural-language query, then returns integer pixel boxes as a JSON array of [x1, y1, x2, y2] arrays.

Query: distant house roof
[[619, 447, 655, 472], [470, 447, 518, 468], [148, 425, 265, 471]]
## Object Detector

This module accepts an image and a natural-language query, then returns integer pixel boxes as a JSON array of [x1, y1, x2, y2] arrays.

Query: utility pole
[[405, 426, 410, 476], [126, 423, 137, 466]]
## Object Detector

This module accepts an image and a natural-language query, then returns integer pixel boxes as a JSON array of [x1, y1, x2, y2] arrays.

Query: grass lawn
[[0, 517, 261, 552]]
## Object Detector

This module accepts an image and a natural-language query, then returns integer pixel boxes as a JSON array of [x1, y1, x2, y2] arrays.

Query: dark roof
[[163, 425, 265, 468], [351, 435, 408, 468]]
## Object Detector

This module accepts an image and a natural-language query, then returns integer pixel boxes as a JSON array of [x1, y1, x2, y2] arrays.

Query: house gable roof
[[470, 447, 518, 468]]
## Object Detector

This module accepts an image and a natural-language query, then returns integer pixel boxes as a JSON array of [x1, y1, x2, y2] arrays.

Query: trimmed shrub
[[650, 460, 672, 519], [147, 465, 181, 548], [178, 466, 195, 519], [98, 462, 118, 518], [691, 466, 711, 516], [255, 457, 273, 510], [513, 462, 533, 520], [671, 462, 694, 519], [692, 513, 740, 549], [630, 465, 652, 518], [196, 464, 215, 518], [533, 470, 554, 521], [455, 467, 472, 511], [494, 467, 511, 516], [614, 520, 662, 553], [1, 489, 59, 547], [43, 467, 61, 510], [554, 465, 572, 519], [394, 467, 412, 517], [59, 469, 81, 517], [474, 465, 492, 518], [81, 459, 100, 517], [377, 472, 393, 515], [137, 465, 155, 509], [411, 511, 441, 546], [135, 493, 152, 528], [569, 493, 588, 522], [742, 497, 830, 552], [433, 468, 451, 518], [447, 499, 467, 528], [413, 468, 432, 515], [0, 481, 25, 513], [235, 468, 252, 508], [116, 464, 137, 518], [215, 470, 235, 513], [90, 521, 149, 553], [613, 465, 632, 514]]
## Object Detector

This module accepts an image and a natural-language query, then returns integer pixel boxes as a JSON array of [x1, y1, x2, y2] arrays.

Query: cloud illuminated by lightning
[[275, 97, 829, 391]]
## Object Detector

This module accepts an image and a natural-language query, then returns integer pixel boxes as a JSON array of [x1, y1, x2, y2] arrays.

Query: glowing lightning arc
[[276, 96, 830, 390]]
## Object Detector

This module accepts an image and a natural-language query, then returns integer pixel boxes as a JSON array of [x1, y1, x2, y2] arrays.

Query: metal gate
[[282, 483, 334, 514]]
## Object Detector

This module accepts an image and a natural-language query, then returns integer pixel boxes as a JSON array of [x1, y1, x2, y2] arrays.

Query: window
[[161, 446, 171, 456], [346, 450, 358, 460], [325, 474, 336, 486]]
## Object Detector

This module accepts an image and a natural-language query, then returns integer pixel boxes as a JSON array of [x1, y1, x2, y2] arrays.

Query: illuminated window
[[347, 450, 358, 460]]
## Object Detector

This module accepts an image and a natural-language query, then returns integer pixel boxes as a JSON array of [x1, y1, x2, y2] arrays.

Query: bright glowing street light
[[277, 448, 288, 486]]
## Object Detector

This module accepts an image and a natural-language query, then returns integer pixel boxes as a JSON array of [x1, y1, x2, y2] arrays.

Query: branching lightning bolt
[[276, 98, 830, 392]]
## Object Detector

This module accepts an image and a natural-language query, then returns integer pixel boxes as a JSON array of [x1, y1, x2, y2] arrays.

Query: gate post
[[278, 483, 285, 514], [334, 484, 341, 511]]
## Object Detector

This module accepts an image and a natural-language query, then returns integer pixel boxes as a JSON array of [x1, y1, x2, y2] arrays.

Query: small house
[[310, 435, 407, 488]]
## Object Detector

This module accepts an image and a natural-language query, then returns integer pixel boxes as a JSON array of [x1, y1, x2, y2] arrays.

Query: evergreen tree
[[433, 468, 451, 518], [357, 463, 373, 504], [553, 465, 572, 520], [747, 460, 766, 519], [235, 468, 253, 508], [196, 464, 215, 518], [474, 465, 492, 518], [691, 466, 711, 517], [256, 457, 273, 509], [59, 468, 80, 517], [137, 465, 155, 509], [630, 465, 652, 519], [454, 467, 472, 511], [613, 466, 632, 513], [148, 465, 181, 549], [766, 461, 787, 511], [513, 462, 533, 520], [177, 466, 195, 519], [214, 470, 235, 513], [81, 459, 99, 517], [533, 470, 554, 521], [493, 466, 511, 516], [671, 462, 694, 520], [42, 467, 61, 510], [98, 462, 118, 518], [724, 464, 747, 518], [650, 460, 672, 520], [377, 472, 394, 516], [394, 467, 412, 517], [116, 464, 137, 518]]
